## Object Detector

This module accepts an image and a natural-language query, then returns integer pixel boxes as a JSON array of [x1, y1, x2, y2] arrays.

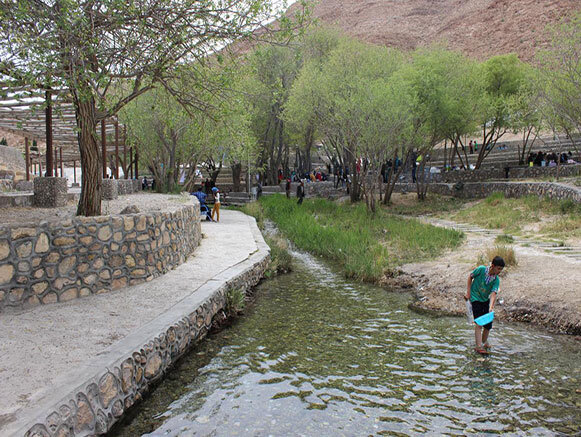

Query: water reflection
[[112, 251, 581, 436]]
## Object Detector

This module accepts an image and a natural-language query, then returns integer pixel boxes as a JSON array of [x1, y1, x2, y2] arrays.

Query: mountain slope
[[290, 0, 580, 61]]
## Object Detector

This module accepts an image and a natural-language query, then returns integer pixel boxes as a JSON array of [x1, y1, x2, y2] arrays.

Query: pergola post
[[73, 160, 77, 184], [60, 148, 63, 179], [45, 90, 53, 177], [123, 125, 127, 179], [135, 147, 139, 180], [54, 147, 58, 177], [38, 155, 42, 177], [115, 121, 119, 179], [101, 119, 107, 178], [25, 137, 30, 181]]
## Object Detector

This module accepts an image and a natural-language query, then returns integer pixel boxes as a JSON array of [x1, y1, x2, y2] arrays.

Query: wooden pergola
[[0, 84, 139, 183]]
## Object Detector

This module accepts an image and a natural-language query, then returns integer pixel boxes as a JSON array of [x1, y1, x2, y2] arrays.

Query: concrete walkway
[[0, 209, 263, 435]]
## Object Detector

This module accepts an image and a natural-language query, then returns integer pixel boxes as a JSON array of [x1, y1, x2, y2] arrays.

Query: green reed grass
[[259, 195, 463, 282]]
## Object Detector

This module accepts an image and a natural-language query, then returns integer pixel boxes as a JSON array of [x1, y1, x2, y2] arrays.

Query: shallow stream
[[112, 250, 581, 436]]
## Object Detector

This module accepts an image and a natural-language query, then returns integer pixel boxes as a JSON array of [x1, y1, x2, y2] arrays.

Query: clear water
[[112, 251, 581, 436]]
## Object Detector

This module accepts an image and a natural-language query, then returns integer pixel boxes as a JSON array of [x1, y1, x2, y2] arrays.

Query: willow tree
[[0, 0, 295, 215], [286, 38, 406, 209], [473, 54, 527, 169], [538, 12, 581, 144]]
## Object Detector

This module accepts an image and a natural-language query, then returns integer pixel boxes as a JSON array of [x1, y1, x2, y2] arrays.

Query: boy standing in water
[[465, 256, 505, 354]]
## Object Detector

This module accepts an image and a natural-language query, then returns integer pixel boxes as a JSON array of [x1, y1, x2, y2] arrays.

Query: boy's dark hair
[[492, 256, 505, 267]]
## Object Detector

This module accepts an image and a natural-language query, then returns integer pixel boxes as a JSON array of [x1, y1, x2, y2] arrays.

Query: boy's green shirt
[[470, 265, 500, 302]]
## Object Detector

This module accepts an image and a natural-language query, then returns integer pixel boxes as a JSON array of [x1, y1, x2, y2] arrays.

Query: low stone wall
[[0, 144, 25, 173], [117, 179, 140, 195], [33, 177, 68, 207], [0, 203, 201, 312], [102, 179, 118, 200], [439, 163, 581, 183], [15, 180, 33, 191], [279, 181, 347, 199], [392, 181, 581, 202], [19, 220, 269, 437], [293, 177, 581, 203]]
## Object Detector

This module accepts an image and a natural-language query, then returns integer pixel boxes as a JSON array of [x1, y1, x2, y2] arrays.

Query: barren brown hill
[[289, 0, 581, 61]]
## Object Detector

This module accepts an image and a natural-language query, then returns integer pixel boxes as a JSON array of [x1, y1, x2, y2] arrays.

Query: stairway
[[418, 217, 581, 262]]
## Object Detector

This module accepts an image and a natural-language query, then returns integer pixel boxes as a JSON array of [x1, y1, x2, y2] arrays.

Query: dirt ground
[[379, 195, 581, 336]]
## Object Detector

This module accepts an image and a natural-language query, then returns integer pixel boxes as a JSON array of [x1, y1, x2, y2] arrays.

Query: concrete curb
[[8, 216, 269, 437]]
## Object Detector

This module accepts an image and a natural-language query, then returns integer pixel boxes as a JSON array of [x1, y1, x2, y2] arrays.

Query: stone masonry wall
[[0, 203, 201, 312], [392, 181, 581, 202], [438, 163, 581, 183], [298, 179, 581, 203], [21, 228, 270, 437], [0, 144, 25, 173]]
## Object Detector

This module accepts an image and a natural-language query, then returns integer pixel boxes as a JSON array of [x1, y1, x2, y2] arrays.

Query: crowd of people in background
[[527, 151, 577, 167]]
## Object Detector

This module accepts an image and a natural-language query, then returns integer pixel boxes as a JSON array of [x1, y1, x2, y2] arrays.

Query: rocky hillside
[[288, 0, 580, 61]]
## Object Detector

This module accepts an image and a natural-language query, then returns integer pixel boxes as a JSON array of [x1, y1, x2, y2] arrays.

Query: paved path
[[0, 209, 260, 434]]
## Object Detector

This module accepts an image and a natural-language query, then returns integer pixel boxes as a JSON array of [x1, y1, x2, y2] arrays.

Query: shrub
[[495, 234, 514, 244], [226, 287, 246, 315], [476, 245, 517, 269], [265, 235, 292, 275]]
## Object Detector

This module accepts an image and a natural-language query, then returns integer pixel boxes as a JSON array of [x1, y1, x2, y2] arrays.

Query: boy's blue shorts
[[472, 300, 493, 330]]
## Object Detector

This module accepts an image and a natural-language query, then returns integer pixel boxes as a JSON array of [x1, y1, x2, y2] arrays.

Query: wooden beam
[[45, 90, 53, 177], [124, 125, 128, 179], [115, 121, 119, 179], [25, 137, 30, 181], [135, 146, 139, 180], [101, 119, 107, 178]]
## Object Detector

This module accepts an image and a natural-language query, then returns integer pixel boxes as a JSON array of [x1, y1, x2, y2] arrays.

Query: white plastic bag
[[465, 299, 473, 325]]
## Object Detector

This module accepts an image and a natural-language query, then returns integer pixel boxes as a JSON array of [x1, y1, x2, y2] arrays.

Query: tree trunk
[[232, 162, 242, 192], [303, 124, 314, 175], [74, 97, 101, 216]]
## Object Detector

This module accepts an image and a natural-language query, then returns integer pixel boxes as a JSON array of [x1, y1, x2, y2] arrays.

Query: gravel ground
[[0, 193, 193, 226]]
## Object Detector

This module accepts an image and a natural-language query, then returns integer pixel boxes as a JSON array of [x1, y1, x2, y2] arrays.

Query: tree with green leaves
[[398, 47, 470, 200], [537, 12, 581, 149], [474, 54, 528, 168], [244, 43, 301, 185], [286, 38, 406, 209], [508, 66, 544, 165], [0, 0, 299, 215]]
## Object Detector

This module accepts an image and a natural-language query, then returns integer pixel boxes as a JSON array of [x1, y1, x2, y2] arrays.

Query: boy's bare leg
[[482, 328, 490, 346], [474, 325, 483, 347]]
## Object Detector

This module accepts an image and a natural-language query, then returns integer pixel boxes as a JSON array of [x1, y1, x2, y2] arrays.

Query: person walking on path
[[211, 187, 221, 222], [465, 256, 505, 354], [296, 180, 305, 205], [285, 178, 291, 199]]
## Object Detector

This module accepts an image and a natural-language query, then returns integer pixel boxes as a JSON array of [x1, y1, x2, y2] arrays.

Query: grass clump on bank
[[450, 192, 581, 241], [264, 235, 292, 276], [476, 245, 518, 271], [258, 195, 463, 282]]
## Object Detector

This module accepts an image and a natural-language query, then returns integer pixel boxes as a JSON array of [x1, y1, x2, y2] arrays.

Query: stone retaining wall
[[0, 144, 25, 173], [438, 163, 581, 183], [0, 203, 201, 312], [392, 181, 581, 202], [19, 221, 269, 437], [298, 179, 581, 203]]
